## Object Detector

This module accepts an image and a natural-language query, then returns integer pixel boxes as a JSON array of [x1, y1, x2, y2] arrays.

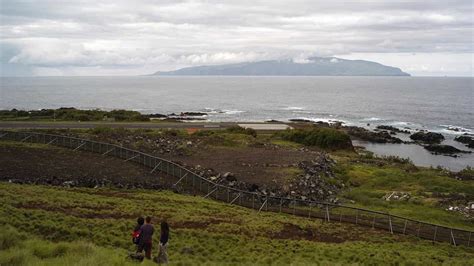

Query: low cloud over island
[[1, 0, 472, 76]]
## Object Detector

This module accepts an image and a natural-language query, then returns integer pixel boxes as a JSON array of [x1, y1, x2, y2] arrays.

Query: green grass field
[[331, 151, 474, 230], [1, 182, 473, 265]]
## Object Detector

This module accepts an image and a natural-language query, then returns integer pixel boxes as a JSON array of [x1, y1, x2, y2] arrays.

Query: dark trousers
[[138, 241, 152, 259]]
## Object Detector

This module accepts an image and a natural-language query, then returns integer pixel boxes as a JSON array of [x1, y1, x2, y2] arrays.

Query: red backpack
[[132, 230, 141, 244]]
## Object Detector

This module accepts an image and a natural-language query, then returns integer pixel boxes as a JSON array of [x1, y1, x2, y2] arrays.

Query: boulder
[[222, 172, 237, 182], [410, 131, 444, 144]]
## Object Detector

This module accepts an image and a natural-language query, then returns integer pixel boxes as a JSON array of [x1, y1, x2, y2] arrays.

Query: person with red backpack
[[129, 217, 145, 261], [132, 217, 144, 249]]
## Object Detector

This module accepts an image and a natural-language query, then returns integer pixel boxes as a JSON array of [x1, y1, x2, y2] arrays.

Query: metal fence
[[0, 130, 472, 247]]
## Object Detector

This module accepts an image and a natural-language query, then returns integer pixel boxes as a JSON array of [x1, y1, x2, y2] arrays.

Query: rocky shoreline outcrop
[[454, 135, 474, 148], [410, 131, 444, 144], [345, 126, 403, 143], [375, 125, 410, 134], [424, 144, 471, 155]]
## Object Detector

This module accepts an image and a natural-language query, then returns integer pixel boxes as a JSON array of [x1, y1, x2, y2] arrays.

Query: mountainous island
[[153, 57, 410, 76]]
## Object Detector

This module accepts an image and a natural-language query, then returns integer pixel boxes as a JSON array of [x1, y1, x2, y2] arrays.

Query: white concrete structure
[[238, 123, 292, 130]]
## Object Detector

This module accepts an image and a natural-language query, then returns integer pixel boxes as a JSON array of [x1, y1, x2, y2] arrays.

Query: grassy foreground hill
[[1, 182, 473, 265]]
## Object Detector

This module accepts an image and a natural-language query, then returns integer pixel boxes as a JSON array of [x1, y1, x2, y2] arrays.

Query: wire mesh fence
[[0, 130, 472, 247]]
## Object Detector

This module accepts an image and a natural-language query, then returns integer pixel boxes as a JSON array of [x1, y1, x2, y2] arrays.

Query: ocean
[[1, 76, 473, 170]]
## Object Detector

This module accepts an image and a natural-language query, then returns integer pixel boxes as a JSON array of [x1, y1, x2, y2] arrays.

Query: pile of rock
[[285, 155, 340, 202]]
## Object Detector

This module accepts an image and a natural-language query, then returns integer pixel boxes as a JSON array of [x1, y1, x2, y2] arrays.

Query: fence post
[[388, 215, 393, 234], [279, 198, 282, 213], [433, 226, 438, 242], [451, 229, 456, 246], [326, 204, 330, 222], [199, 178, 202, 193], [403, 219, 408, 234], [308, 204, 312, 218], [372, 214, 376, 229], [355, 210, 359, 225]]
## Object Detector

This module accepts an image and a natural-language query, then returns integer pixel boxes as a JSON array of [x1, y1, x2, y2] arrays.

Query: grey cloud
[[0, 0, 472, 76]]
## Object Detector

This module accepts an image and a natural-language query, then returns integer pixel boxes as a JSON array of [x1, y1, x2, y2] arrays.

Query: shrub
[[457, 166, 474, 181], [225, 126, 257, 137], [278, 128, 352, 150]]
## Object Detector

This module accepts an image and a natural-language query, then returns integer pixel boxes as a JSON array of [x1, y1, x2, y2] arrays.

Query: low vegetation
[[0, 108, 150, 122], [1, 182, 473, 265], [278, 128, 353, 150], [332, 151, 474, 230]]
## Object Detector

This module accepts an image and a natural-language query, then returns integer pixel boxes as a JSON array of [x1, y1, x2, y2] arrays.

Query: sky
[[0, 0, 473, 76]]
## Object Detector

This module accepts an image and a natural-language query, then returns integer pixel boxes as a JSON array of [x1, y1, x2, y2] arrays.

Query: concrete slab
[[238, 123, 292, 130]]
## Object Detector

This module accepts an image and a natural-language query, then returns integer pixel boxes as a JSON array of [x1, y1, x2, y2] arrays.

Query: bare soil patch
[[177, 146, 319, 187], [0, 143, 164, 188]]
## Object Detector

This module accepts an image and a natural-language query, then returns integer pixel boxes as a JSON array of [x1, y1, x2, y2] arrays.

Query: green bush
[[457, 166, 474, 180], [278, 128, 352, 150], [225, 126, 257, 137]]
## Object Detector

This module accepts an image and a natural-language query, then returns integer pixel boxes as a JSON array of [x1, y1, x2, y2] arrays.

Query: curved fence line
[[0, 130, 472, 247]]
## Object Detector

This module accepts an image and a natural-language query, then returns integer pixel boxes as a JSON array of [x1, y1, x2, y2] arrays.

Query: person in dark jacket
[[138, 216, 154, 259], [132, 217, 144, 247], [156, 221, 170, 264]]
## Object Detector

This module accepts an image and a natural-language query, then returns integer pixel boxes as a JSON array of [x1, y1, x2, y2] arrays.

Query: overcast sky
[[1, 0, 472, 76]]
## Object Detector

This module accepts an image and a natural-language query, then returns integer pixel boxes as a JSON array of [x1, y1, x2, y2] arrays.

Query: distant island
[[152, 57, 410, 76]]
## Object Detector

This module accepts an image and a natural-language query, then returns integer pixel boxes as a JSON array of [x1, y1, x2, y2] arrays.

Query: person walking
[[156, 221, 170, 264], [138, 216, 154, 259]]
